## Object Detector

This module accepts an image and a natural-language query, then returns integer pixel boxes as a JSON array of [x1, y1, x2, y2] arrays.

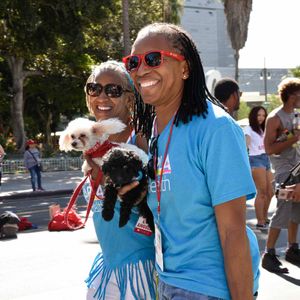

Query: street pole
[[263, 65, 268, 103], [260, 58, 271, 105]]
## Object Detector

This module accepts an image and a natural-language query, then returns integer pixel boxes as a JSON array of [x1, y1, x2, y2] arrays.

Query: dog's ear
[[127, 151, 143, 169], [59, 131, 72, 152], [93, 118, 126, 138]]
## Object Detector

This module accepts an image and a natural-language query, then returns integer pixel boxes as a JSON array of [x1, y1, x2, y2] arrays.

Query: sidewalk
[[1, 171, 300, 299], [0, 170, 83, 199], [0, 219, 98, 300]]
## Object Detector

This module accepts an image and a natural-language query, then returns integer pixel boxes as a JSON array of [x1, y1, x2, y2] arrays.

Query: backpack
[[0, 211, 20, 239]]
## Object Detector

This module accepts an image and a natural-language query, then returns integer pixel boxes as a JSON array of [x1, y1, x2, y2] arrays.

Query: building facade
[[180, 0, 289, 95]]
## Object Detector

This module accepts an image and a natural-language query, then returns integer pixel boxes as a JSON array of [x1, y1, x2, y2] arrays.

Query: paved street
[[1, 171, 300, 299]]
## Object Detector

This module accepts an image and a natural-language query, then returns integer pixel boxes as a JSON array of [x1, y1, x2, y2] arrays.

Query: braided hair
[[132, 23, 226, 140]]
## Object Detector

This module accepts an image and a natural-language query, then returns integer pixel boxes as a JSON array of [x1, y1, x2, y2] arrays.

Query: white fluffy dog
[[59, 117, 147, 175]]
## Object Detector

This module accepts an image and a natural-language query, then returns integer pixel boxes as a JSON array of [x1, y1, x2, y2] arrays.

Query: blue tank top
[[83, 132, 156, 300]]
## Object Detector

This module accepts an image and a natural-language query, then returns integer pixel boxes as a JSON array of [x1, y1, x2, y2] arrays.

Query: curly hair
[[132, 23, 226, 140], [278, 77, 300, 103]]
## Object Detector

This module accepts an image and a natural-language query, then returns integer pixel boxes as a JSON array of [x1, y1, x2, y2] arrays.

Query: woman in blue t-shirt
[[83, 61, 156, 300], [121, 23, 260, 300]]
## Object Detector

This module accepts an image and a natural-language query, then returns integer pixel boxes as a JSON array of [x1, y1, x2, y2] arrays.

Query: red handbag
[[48, 209, 83, 231], [48, 170, 103, 231]]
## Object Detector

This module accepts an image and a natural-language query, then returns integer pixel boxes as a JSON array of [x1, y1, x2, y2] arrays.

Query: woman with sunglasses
[[82, 60, 156, 300], [122, 23, 260, 300]]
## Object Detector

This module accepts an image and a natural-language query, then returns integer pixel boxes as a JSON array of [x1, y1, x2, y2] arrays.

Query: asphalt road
[[1, 194, 300, 299], [1, 194, 87, 231]]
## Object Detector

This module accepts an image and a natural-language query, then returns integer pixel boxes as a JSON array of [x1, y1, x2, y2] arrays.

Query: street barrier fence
[[2, 157, 83, 174]]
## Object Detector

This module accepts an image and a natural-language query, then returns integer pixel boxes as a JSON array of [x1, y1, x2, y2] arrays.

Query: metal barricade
[[2, 157, 83, 174]]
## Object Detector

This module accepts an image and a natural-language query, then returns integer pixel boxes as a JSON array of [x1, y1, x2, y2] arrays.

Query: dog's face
[[102, 148, 143, 188], [59, 117, 126, 152]]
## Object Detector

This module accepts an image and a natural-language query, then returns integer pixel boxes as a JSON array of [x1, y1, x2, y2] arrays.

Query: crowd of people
[[214, 76, 300, 275], [1, 21, 300, 300]]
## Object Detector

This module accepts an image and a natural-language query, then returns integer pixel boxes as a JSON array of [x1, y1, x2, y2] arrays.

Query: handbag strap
[[64, 169, 103, 230], [27, 150, 39, 163]]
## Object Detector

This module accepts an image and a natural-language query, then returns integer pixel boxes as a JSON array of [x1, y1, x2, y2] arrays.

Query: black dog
[[101, 147, 154, 231]]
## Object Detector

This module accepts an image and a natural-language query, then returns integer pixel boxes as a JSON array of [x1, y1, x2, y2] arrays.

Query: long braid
[[133, 94, 155, 141]]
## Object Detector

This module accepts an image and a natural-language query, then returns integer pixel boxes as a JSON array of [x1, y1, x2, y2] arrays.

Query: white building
[[180, 0, 289, 95]]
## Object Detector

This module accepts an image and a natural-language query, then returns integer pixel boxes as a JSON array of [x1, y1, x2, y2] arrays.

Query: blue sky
[[239, 0, 300, 69]]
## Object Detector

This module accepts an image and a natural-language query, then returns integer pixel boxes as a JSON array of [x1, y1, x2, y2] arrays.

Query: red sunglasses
[[122, 50, 185, 73]]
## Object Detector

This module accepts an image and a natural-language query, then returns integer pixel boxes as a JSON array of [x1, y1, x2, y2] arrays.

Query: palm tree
[[223, 0, 253, 82], [122, 0, 131, 56], [163, 0, 184, 24]]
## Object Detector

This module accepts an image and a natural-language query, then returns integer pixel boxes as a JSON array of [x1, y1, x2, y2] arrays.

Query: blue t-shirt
[[82, 132, 155, 268], [147, 101, 260, 299]]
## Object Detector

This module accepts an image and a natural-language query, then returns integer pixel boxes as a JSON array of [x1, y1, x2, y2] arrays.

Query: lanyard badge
[[152, 115, 176, 271]]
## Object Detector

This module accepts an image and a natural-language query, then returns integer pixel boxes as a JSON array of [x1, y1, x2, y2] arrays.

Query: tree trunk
[[122, 0, 131, 56], [234, 50, 239, 82], [45, 111, 52, 146], [224, 0, 253, 83], [7, 56, 26, 152]]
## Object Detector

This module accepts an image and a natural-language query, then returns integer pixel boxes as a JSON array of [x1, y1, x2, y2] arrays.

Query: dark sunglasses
[[147, 135, 159, 180], [122, 50, 185, 73], [86, 83, 131, 98]]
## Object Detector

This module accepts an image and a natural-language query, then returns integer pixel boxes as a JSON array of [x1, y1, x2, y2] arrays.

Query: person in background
[[0, 144, 5, 191], [262, 77, 300, 273], [123, 22, 260, 300], [23, 139, 44, 192], [214, 77, 242, 116], [82, 60, 156, 300], [244, 106, 273, 230]]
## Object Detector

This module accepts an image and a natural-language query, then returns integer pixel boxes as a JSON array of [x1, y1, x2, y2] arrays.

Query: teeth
[[96, 106, 111, 111], [140, 80, 158, 88]]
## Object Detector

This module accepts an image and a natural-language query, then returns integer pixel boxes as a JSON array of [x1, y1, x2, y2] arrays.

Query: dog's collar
[[85, 140, 118, 158], [113, 170, 144, 190]]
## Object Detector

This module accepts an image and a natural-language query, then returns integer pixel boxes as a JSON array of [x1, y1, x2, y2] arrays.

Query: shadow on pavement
[[277, 273, 300, 286]]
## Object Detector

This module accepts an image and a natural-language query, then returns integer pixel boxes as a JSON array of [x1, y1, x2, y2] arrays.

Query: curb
[[0, 189, 74, 200]]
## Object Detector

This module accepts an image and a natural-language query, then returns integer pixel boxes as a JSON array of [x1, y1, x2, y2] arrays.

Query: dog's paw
[[102, 209, 114, 221]]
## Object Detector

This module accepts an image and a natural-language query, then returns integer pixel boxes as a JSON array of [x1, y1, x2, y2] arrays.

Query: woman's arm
[[83, 153, 102, 181], [214, 197, 253, 300], [264, 115, 299, 155], [245, 135, 251, 151]]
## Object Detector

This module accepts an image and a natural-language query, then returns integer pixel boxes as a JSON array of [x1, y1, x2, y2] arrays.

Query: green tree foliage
[[265, 94, 282, 114], [0, 0, 180, 153], [0, 0, 117, 151], [291, 66, 300, 78], [237, 101, 250, 120], [163, 0, 184, 24]]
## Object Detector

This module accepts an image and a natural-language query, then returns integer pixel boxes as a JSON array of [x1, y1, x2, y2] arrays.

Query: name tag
[[134, 216, 153, 236], [155, 223, 164, 271]]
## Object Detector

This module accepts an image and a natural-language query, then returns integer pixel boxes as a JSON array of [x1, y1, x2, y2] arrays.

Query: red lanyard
[[154, 116, 176, 221]]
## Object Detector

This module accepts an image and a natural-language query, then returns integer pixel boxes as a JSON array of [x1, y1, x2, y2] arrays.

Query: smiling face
[[87, 70, 132, 123], [130, 33, 187, 111]]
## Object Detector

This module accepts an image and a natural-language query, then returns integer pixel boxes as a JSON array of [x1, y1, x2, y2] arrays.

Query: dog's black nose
[[71, 141, 77, 147]]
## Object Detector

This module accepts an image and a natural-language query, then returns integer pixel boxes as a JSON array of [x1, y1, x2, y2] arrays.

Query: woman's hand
[[118, 181, 140, 196], [83, 153, 101, 181], [117, 180, 148, 205]]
